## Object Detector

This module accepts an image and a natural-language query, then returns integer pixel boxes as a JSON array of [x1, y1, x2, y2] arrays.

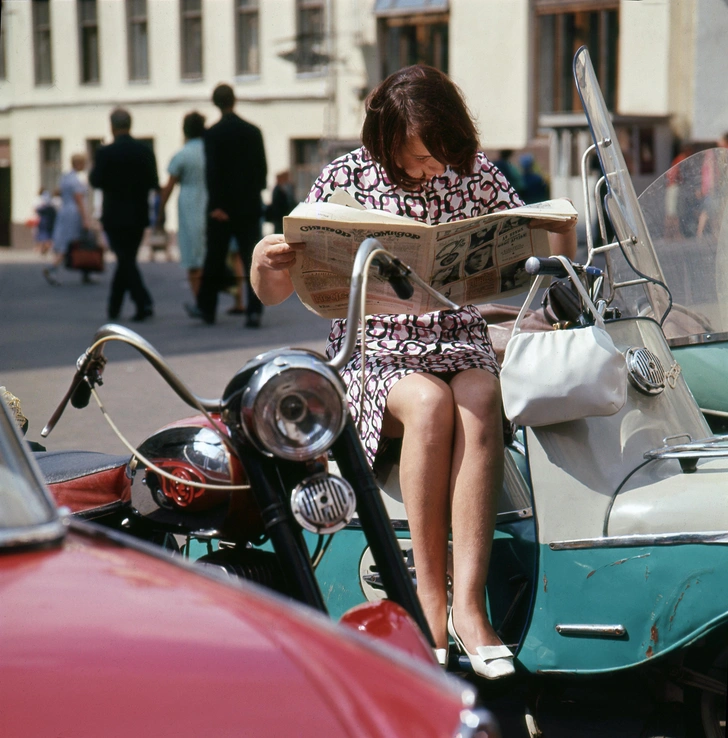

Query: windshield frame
[[0, 397, 65, 551], [573, 45, 673, 324]]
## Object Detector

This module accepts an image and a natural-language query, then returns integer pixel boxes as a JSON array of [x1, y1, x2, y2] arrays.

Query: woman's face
[[397, 136, 446, 183]]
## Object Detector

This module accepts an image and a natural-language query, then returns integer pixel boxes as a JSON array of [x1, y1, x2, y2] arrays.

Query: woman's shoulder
[[465, 151, 523, 209], [308, 147, 380, 203]]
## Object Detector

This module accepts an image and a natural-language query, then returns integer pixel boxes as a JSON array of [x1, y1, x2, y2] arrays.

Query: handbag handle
[[511, 255, 604, 337]]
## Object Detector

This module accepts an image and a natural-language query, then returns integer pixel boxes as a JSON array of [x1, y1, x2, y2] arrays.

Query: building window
[[127, 0, 149, 82], [181, 0, 203, 80], [537, 5, 618, 114], [78, 0, 100, 84], [236, 0, 259, 76], [296, 0, 325, 74], [375, 1, 449, 80], [292, 139, 323, 200], [33, 0, 54, 86], [0, 22, 6, 81], [40, 139, 62, 195]]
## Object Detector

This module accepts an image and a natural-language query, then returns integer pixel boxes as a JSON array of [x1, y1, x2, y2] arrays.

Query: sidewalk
[[1, 249, 327, 453]]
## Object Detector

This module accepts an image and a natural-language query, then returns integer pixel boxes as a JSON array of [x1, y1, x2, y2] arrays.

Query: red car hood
[[0, 525, 471, 737]]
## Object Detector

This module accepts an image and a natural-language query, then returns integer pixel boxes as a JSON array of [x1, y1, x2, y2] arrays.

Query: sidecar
[[0, 396, 496, 737], [308, 48, 727, 737]]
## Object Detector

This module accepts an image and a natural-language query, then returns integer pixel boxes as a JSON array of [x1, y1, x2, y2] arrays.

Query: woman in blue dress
[[158, 112, 207, 297], [44, 153, 91, 285]]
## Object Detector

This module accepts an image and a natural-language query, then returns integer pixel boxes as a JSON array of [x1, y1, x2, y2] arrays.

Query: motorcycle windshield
[[573, 46, 671, 323], [636, 148, 728, 345], [0, 398, 62, 548]]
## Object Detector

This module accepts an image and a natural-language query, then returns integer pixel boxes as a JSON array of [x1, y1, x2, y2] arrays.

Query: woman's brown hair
[[361, 65, 480, 190]]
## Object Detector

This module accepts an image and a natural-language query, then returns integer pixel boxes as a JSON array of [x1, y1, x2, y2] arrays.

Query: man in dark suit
[[186, 83, 267, 326], [90, 108, 159, 322]]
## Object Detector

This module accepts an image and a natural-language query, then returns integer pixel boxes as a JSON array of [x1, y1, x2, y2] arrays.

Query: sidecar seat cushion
[[34, 450, 132, 514]]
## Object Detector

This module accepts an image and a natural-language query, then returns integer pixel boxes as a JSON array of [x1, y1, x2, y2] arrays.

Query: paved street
[[0, 246, 326, 452]]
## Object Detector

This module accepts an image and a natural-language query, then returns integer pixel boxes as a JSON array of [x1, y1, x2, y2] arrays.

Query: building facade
[[1, 0, 727, 248]]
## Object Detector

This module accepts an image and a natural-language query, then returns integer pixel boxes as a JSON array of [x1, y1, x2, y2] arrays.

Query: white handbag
[[500, 257, 627, 427]]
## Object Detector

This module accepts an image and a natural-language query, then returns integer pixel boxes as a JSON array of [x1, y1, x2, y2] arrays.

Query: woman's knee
[[450, 370, 502, 421], [386, 374, 455, 436]]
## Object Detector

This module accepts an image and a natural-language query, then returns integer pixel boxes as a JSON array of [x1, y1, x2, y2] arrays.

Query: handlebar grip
[[388, 275, 414, 300], [525, 256, 570, 277], [70, 377, 92, 409]]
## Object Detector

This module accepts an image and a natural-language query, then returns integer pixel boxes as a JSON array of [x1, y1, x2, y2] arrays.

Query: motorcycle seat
[[34, 450, 132, 515]]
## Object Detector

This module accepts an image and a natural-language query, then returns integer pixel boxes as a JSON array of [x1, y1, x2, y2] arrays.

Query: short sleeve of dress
[[472, 152, 524, 213], [71, 173, 87, 195], [305, 159, 340, 204]]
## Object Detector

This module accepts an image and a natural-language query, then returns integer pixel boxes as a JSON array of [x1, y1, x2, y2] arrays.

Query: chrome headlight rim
[[240, 354, 348, 462]]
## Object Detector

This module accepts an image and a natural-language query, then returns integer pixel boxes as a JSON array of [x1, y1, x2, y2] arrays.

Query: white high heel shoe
[[434, 645, 449, 667], [447, 609, 515, 680]]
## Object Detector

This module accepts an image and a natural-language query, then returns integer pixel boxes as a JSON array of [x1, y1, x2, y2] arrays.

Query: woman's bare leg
[[448, 369, 505, 651], [188, 267, 203, 297], [383, 372, 454, 648]]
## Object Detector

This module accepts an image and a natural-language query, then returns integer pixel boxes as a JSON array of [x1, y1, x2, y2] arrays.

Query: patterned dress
[[306, 147, 522, 465]]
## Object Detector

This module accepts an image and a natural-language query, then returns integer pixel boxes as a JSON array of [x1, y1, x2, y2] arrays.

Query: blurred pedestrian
[[493, 150, 523, 196], [697, 131, 728, 238], [34, 189, 57, 256], [43, 154, 91, 286], [186, 83, 267, 327], [518, 153, 549, 204], [90, 108, 160, 322], [265, 170, 296, 233], [158, 111, 207, 298]]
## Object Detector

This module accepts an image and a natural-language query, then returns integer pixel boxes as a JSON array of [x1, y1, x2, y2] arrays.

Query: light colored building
[[1, 0, 727, 248]]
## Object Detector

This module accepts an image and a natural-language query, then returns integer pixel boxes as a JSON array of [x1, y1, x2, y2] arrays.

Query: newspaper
[[283, 193, 577, 319]]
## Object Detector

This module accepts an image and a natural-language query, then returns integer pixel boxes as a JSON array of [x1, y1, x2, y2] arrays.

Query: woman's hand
[[528, 199, 578, 259], [251, 234, 306, 305]]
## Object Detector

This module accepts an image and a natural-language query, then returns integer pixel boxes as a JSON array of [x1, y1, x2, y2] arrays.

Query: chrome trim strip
[[667, 331, 728, 348], [556, 624, 626, 637], [0, 519, 66, 549], [549, 531, 728, 550]]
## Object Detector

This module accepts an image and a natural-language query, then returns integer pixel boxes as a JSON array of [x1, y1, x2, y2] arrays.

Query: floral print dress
[[306, 147, 522, 465]]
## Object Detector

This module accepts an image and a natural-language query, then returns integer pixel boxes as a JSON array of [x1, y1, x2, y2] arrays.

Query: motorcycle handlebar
[[42, 324, 222, 437], [525, 256, 603, 279]]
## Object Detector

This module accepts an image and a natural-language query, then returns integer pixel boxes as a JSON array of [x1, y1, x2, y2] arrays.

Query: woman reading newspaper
[[252, 65, 576, 679]]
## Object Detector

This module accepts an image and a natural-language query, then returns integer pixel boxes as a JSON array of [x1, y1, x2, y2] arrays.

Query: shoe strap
[[474, 645, 513, 661]]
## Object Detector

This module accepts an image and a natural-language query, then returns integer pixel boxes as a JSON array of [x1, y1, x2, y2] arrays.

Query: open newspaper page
[[284, 195, 577, 319]]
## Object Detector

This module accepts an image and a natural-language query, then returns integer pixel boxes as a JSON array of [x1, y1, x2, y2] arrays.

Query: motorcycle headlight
[[240, 355, 347, 461]]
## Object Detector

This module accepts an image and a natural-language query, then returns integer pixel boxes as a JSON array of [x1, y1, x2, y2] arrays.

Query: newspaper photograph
[[283, 195, 577, 319]]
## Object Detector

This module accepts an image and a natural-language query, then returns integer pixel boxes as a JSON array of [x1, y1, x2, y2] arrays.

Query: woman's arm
[[73, 192, 90, 230], [157, 175, 179, 226], [546, 222, 578, 260], [251, 234, 306, 305]]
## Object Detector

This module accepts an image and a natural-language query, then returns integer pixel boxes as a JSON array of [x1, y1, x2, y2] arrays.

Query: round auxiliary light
[[241, 356, 347, 461]]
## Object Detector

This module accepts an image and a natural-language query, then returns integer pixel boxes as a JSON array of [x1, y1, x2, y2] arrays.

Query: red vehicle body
[[0, 399, 496, 738]]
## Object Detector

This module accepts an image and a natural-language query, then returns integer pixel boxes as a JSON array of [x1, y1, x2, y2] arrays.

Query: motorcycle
[[37, 239, 449, 665], [0, 392, 495, 738]]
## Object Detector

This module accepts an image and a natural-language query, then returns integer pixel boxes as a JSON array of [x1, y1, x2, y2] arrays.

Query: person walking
[[186, 83, 267, 327], [90, 108, 159, 322], [43, 154, 91, 286], [158, 111, 207, 298], [265, 170, 296, 234], [34, 189, 57, 256]]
